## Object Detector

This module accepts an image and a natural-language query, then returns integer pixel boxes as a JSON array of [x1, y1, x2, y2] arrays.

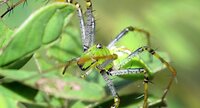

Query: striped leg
[[66, 0, 73, 3], [85, 0, 95, 48], [107, 26, 150, 49], [118, 46, 177, 104], [67, 0, 95, 51], [73, 1, 87, 51], [109, 68, 149, 108], [100, 70, 120, 108]]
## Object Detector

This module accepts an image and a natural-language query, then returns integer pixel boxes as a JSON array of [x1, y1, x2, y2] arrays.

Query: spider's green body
[[77, 44, 117, 71]]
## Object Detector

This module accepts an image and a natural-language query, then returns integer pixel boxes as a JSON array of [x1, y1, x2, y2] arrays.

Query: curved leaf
[[0, 3, 75, 67]]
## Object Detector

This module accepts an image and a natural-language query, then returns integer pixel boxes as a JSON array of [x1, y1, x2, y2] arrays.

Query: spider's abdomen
[[77, 44, 117, 71]]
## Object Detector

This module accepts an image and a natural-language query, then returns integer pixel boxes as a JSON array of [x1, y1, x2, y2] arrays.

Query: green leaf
[[0, 69, 105, 101], [46, 25, 82, 62], [0, 20, 13, 49], [0, 91, 18, 108], [139, 51, 170, 73], [93, 93, 166, 108], [0, 3, 75, 67], [71, 101, 87, 108], [0, 82, 48, 107], [2, 55, 33, 69], [0, 85, 33, 106]]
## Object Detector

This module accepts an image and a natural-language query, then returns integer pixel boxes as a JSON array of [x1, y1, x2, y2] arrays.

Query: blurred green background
[[1, 0, 200, 108], [93, 1, 200, 107]]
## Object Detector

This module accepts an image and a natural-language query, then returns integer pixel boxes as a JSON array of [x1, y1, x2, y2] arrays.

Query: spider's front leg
[[67, 0, 95, 51]]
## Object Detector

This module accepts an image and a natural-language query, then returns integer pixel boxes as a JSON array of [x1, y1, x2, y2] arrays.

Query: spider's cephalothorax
[[63, 0, 177, 108], [77, 44, 117, 71]]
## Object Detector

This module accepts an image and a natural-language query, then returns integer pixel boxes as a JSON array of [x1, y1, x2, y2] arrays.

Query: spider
[[61, 0, 176, 108]]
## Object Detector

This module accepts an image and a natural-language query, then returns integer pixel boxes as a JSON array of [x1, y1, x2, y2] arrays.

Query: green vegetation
[[0, 0, 199, 108]]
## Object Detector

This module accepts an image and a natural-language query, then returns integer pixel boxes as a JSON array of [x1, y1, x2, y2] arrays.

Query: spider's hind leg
[[117, 46, 176, 107]]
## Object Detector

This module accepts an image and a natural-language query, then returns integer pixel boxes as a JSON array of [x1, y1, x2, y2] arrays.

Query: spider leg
[[1, 0, 27, 18], [118, 46, 176, 105], [85, 0, 95, 48], [108, 68, 149, 108], [1, 5, 13, 18], [67, 0, 95, 51], [100, 70, 120, 108], [107, 26, 150, 49], [66, 0, 73, 3]]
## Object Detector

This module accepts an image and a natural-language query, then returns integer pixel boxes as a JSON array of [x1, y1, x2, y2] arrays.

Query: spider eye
[[96, 44, 102, 49]]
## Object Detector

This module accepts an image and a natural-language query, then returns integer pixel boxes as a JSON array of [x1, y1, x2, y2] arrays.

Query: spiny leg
[[73, 1, 87, 51], [85, 0, 95, 48], [67, 0, 95, 51], [107, 26, 150, 49], [100, 70, 120, 108], [118, 46, 177, 105], [108, 68, 149, 108], [1, 0, 27, 18]]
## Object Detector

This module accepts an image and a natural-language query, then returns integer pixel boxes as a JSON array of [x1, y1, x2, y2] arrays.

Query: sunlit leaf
[[0, 91, 18, 108], [0, 3, 75, 68]]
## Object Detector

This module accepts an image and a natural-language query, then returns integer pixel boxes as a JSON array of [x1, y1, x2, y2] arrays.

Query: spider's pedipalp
[[62, 58, 77, 75]]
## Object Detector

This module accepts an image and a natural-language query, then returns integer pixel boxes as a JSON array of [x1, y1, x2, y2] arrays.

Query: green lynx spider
[[62, 0, 177, 108]]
